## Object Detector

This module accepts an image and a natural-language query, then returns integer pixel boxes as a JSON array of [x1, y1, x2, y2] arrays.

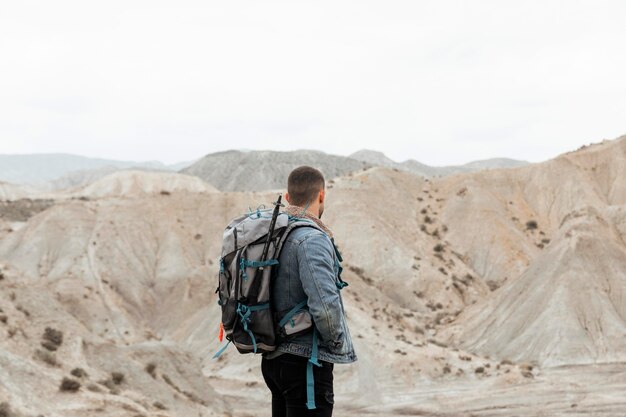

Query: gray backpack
[[213, 195, 347, 410], [214, 195, 324, 356]]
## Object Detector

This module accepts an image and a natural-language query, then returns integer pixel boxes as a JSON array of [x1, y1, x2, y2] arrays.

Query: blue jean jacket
[[270, 225, 357, 364]]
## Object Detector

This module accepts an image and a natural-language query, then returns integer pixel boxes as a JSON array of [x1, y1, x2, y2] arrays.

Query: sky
[[1, 0, 625, 166]]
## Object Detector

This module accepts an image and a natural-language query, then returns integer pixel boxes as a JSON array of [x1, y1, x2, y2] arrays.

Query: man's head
[[285, 166, 326, 218]]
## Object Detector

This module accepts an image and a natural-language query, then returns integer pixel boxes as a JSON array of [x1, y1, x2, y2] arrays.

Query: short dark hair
[[287, 166, 325, 206]]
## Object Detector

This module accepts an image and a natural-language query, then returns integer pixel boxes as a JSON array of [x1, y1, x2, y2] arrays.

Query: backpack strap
[[306, 328, 322, 409], [278, 300, 308, 328], [236, 302, 270, 353], [278, 299, 322, 410]]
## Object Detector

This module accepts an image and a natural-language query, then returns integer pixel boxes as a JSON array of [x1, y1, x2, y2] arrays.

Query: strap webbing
[[306, 328, 322, 410], [236, 303, 270, 353], [278, 300, 308, 328], [212, 340, 231, 359], [244, 259, 279, 268], [240, 258, 279, 281]]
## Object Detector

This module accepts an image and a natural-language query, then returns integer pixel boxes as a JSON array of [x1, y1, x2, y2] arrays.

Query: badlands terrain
[[0, 136, 625, 416]]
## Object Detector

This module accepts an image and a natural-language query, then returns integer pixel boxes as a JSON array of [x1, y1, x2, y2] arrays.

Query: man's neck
[[289, 203, 319, 219]]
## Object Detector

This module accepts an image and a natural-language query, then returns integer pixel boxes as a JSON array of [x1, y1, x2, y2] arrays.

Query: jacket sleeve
[[296, 232, 346, 352]]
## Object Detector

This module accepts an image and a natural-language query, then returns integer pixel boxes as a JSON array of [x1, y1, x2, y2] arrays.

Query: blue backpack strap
[[243, 259, 279, 268], [278, 300, 308, 328], [306, 328, 322, 410], [331, 239, 349, 290], [236, 303, 270, 353], [240, 258, 279, 281], [212, 340, 231, 359], [277, 299, 321, 410]]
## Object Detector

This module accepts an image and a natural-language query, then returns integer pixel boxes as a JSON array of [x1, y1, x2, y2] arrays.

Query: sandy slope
[[0, 181, 39, 201], [70, 170, 219, 199], [0, 134, 625, 416]]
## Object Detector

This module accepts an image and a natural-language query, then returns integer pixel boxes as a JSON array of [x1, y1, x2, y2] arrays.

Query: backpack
[[213, 195, 346, 410]]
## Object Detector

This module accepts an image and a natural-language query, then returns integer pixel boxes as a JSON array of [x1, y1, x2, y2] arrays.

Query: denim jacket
[[268, 224, 357, 364]]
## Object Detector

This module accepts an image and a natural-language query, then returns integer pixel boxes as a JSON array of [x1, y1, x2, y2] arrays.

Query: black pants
[[261, 354, 334, 417]]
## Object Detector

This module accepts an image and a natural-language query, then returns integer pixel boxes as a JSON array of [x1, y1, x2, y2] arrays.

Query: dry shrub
[[41, 327, 63, 351], [70, 368, 88, 378], [34, 349, 58, 367], [111, 371, 125, 385], [59, 377, 81, 392], [0, 402, 17, 417], [153, 402, 167, 410], [145, 362, 157, 378]]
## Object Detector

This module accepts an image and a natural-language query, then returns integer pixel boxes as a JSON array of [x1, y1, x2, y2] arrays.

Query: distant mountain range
[[0, 153, 196, 187], [349, 149, 529, 177], [182, 149, 529, 191], [180, 149, 372, 191], [0, 149, 528, 192]]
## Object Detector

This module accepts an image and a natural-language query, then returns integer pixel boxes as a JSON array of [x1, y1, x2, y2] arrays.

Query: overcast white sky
[[1, 1, 625, 165]]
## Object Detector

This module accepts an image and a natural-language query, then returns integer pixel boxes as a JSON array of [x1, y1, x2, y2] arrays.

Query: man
[[262, 166, 357, 417]]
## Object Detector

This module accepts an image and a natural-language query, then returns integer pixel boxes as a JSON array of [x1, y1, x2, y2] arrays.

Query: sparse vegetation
[[86, 383, 103, 393], [428, 339, 448, 348], [41, 327, 63, 351], [70, 368, 88, 378], [145, 362, 157, 378], [347, 265, 365, 275], [111, 371, 125, 385], [433, 243, 445, 253], [486, 280, 500, 291], [153, 401, 167, 410], [59, 377, 81, 392], [475, 366, 485, 374], [15, 305, 30, 318], [34, 348, 58, 367], [0, 402, 16, 417], [100, 378, 120, 394], [526, 220, 538, 230]]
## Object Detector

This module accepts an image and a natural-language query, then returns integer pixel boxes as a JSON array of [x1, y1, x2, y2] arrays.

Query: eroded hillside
[[1, 135, 625, 416]]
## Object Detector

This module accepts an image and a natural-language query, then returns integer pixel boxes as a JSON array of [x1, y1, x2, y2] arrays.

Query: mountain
[[69, 170, 218, 199], [0, 134, 625, 415], [0, 153, 196, 186], [349, 149, 529, 177], [348, 149, 398, 167], [442, 206, 626, 367], [181, 149, 371, 191], [0, 181, 38, 201], [437, 135, 626, 367]]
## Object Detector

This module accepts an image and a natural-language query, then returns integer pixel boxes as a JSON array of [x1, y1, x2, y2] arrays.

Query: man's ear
[[318, 189, 325, 203], [285, 192, 291, 204]]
